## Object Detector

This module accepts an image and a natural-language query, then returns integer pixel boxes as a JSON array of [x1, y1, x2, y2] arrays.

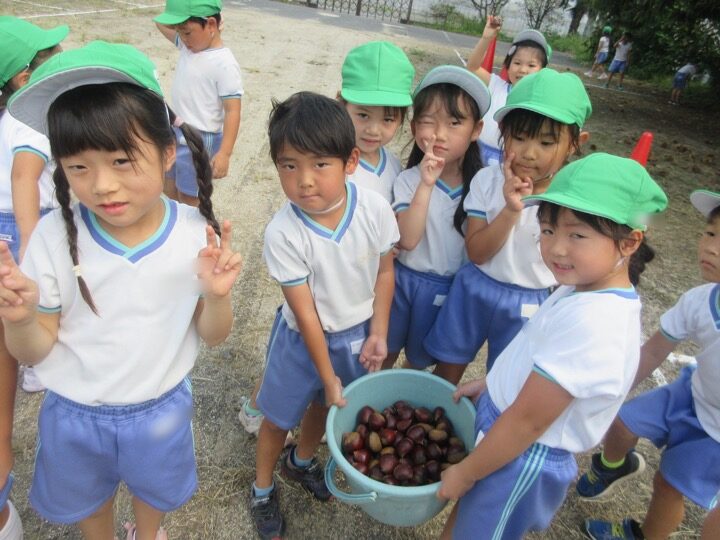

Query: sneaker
[[617, 85, 624, 90], [584, 70, 594, 77], [249, 486, 285, 540], [123, 523, 168, 540], [1, 500, 24, 540], [598, 73, 608, 80], [576, 451, 645, 501], [238, 398, 295, 446], [584, 517, 642, 540], [21, 366, 45, 393], [603, 82, 610, 89], [280, 445, 331, 501]]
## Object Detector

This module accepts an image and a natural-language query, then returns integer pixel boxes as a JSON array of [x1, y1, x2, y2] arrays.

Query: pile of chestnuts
[[341, 400, 467, 486]]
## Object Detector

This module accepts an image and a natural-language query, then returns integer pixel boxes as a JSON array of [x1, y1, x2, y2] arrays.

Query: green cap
[[523, 153, 668, 231], [154, 0, 222, 25], [512, 29, 552, 62], [602, 25, 613, 34], [413, 65, 491, 118], [8, 41, 163, 136], [690, 189, 720, 218], [341, 41, 415, 107], [0, 17, 68, 87], [494, 68, 592, 127]]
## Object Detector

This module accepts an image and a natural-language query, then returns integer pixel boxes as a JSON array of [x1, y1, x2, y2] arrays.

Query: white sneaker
[[0, 500, 24, 540], [584, 70, 593, 77], [238, 398, 263, 435], [20, 366, 45, 393], [598, 73, 608, 80]]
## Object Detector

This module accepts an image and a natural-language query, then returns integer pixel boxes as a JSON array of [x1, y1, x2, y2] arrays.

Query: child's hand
[[483, 15, 502, 37], [0, 242, 39, 324], [453, 378, 487, 404], [502, 152, 533, 213], [196, 220, 243, 300], [419, 135, 445, 187], [211, 151, 231, 179], [437, 462, 475, 501], [324, 375, 346, 408], [359, 334, 387, 373]]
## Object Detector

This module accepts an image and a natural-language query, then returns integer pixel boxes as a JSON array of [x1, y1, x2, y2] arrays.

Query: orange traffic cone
[[630, 131, 653, 167], [480, 36, 497, 73]]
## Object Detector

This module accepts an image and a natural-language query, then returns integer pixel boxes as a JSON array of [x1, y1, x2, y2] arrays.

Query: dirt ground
[[6, 1, 720, 539]]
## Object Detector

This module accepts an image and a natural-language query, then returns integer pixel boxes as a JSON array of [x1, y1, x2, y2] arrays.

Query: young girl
[[2, 41, 242, 540], [385, 65, 489, 375], [466, 16, 551, 167], [424, 69, 591, 383], [437, 152, 668, 539]]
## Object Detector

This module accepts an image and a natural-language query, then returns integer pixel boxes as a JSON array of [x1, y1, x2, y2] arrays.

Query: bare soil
[[6, 2, 720, 538]]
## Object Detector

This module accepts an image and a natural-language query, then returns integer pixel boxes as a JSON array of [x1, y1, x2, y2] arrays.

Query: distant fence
[[305, 0, 414, 23]]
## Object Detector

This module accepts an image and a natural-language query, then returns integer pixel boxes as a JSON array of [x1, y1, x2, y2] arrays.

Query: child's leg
[[132, 497, 164, 540], [600, 416, 640, 461], [382, 351, 400, 370], [296, 401, 327, 460], [440, 503, 459, 540], [78, 496, 115, 540], [702, 506, 720, 539], [433, 362, 467, 385], [255, 418, 290, 489], [640, 471, 685, 539]]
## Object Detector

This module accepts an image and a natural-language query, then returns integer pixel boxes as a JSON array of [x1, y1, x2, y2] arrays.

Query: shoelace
[[252, 496, 278, 522], [611, 522, 628, 537]]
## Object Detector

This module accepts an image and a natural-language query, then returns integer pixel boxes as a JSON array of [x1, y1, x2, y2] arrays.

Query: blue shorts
[[595, 51, 609, 64], [619, 366, 720, 509], [0, 473, 13, 509], [30, 380, 197, 524], [0, 208, 53, 262], [387, 261, 454, 368], [169, 127, 222, 197], [256, 311, 369, 430], [423, 264, 549, 371], [453, 392, 576, 539], [609, 60, 627, 73], [673, 72, 690, 90], [479, 141, 503, 168]]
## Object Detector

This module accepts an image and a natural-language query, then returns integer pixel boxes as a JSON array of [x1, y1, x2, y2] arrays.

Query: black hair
[[0, 45, 61, 109], [186, 13, 221, 27], [503, 40, 549, 70], [337, 96, 408, 124], [406, 83, 482, 236], [268, 91, 356, 164], [499, 108, 582, 156], [709, 206, 720, 224], [537, 202, 655, 286], [47, 82, 219, 314]]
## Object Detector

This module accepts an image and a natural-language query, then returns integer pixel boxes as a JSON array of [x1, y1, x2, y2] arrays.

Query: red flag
[[481, 36, 497, 73]]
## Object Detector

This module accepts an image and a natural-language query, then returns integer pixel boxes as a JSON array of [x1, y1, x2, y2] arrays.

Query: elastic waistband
[[281, 310, 369, 339], [0, 208, 54, 223], [395, 260, 454, 284], [469, 264, 550, 294]]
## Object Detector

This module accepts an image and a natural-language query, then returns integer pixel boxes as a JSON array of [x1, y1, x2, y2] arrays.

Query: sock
[[243, 401, 262, 417], [252, 482, 274, 498], [290, 447, 312, 469], [600, 452, 626, 469]]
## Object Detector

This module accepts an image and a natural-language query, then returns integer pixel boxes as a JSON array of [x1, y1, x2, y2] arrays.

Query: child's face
[[275, 144, 359, 215], [539, 208, 629, 292], [345, 103, 401, 162], [59, 134, 175, 244], [411, 96, 482, 171], [699, 216, 720, 282], [176, 20, 216, 53], [507, 47, 544, 85]]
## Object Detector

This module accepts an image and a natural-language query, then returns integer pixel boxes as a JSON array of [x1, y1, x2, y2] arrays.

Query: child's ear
[[9, 70, 31, 91], [471, 119, 484, 142], [344, 147, 360, 175], [619, 230, 644, 257], [163, 143, 177, 173], [578, 131, 590, 146]]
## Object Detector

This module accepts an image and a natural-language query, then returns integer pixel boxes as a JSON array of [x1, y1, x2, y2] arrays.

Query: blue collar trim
[[290, 182, 357, 243]]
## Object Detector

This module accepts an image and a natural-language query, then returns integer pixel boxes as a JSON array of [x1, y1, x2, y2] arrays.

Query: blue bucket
[[325, 369, 476, 527]]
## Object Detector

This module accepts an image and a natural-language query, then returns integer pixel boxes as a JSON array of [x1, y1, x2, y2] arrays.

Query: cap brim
[[340, 88, 412, 107], [512, 29, 551, 61], [153, 13, 191, 24], [414, 66, 491, 117], [494, 103, 577, 126], [9, 66, 139, 135], [690, 190, 720, 218], [40, 25, 70, 50]]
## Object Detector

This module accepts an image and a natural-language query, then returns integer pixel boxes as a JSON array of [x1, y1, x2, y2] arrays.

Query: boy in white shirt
[[605, 31, 633, 90]]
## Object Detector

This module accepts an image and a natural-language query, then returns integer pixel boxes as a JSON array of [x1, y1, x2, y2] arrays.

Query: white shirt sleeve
[[660, 289, 699, 342], [464, 167, 494, 219], [392, 169, 416, 213], [11, 120, 50, 162], [215, 51, 244, 99], [376, 197, 401, 254], [262, 214, 310, 286], [20, 214, 62, 312]]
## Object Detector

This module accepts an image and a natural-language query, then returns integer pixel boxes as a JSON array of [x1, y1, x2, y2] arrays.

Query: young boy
[[581, 189, 720, 540], [584, 25, 612, 80], [154, 0, 242, 206], [250, 92, 398, 539], [669, 62, 697, 105], [605, 31, 632, 90]]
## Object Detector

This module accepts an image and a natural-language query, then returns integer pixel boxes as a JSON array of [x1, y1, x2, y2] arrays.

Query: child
[[250, 92, 398, 540], [424, 69, 592, 383], [585, 25, 612, 79], [605, 31, 633, 90], [3, 41, 242, 539], [436, 153, 668, 540], [385, 66, 489, 373], [669, 62, 697, 105], [581, 189, 720, 540], [155, 0, 242, 206], [466, 16, 551, 167]]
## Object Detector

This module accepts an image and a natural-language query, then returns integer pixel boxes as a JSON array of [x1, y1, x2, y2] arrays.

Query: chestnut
[[385, 413, 398, 430], [393, 462, 413, 482], [397, 407, 414, 421], [433, 406, 446, 422], [357, 405, 374, 425], [446, 448, 467, 464], [380, 446, 396, 456], [396, 418, 413, 433], [414, 407, 432, 424], [395, 437, 414, 458], [379, 453, 398, 474], [380, 428, 397, 446], [406, 424, 426, 444], [369, 466, 384, 481], [412, 464, 427, 485], [411, 445, 427, 465], [393, 400, 409, 410], [368, 432, 382, 453], [425, 460, 440, 481], [353, 449, 370, 465], [342, 431, 364, 453], [426, 442, 443, 460], [355, 424, 369, 440], [368, 412, 387, 431], [353, 461, 369, 475], [428, 429, 448, 443]]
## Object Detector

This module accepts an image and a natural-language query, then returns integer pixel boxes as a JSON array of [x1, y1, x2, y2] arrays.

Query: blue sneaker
[[584, 517, 642, 539], [280, 444, 331, 501], [576, 451, 645, 500], [249, 485, 285, 540]]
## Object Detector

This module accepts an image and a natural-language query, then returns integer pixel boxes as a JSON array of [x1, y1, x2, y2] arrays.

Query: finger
[[424, 134, 436, 153], [205, 225, 218, 249], [218, 220, 233, 250], [223, 252, 243, 273], [502, 152, 516, 179], [0, 242, 18, 269]]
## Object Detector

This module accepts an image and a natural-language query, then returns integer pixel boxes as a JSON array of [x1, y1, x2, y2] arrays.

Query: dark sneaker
[[576, 451, 645, 501], [249, 486, 285, 540], [280, 444, 332, 501], [584, 517, 642, 540]]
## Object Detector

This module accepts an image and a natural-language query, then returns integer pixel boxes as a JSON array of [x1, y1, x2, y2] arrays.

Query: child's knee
[[653, 471, 682, 499]]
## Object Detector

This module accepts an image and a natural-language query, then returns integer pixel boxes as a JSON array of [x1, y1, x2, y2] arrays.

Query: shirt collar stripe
[[290, 182, 356, 243], [709, 284, 720, 330]]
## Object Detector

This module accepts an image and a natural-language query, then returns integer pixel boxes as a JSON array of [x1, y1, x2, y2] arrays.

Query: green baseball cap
[[512, 29, 552, 62], [494, 68, 592, 127], [523, 153, 668, 231], [413, 65, 491, 118], [154, 0, 222, 25], [0, 16, 68, 87], [341, 41, 415, 107], [8, 41, 163, 136], [602, 25, 613, 34], [690, 189, 720, 218]]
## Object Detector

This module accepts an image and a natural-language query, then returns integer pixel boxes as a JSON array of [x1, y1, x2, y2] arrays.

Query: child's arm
[[465, 153, 532, 264], [438, 372, 573, 500], [211, 98, 241, 179], [155, 22, 177, 43], [466, 15, 502, 86], [359, 251, 394, 372], [0, 338, 17, 489], [194, 221, 242, 346], [630, 330, 676, 389], [11, 152, 45, 262]]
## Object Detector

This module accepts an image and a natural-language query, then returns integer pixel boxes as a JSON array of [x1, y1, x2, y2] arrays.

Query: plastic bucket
[[325, 369, 476, 527]]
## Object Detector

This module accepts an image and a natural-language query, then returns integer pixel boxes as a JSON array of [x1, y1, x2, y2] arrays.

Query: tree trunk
[[568, 5, 587, 34]]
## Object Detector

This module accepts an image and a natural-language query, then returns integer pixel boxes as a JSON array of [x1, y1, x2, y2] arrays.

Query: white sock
[[0, 502, 23, 540]]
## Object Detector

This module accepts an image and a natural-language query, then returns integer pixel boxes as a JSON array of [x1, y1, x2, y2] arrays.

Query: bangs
[[500, 109, 565, 142], [413, 83, 480, 122], [537, 201, 630, 239]]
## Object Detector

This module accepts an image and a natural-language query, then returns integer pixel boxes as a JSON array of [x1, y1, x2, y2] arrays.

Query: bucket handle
[[325, 457, 378, 505]]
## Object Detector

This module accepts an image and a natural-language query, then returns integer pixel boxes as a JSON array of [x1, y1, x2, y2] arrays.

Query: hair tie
[[173, 116, 185, 128], [72, 265, 82, 277]]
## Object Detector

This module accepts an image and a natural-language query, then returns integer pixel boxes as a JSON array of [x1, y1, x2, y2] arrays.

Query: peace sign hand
[[419, 135, 445, 187], [0, 242, 39, 324], [196, 221, 243, 300], [502, 152, 533, 213]]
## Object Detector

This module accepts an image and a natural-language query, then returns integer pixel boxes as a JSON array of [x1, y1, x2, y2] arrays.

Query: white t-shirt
[[348, 147, 401, 204], [478, 73, 511, 167], [393, 165, 468, 277], [677, 63, 697, 76], [488, 286, 642, 453], [0, 111, 57, 213], [21, 198, 207, 405], [464, 164, 556, 289], [263, 182, 399, 333], [598, 36, 610, 53], [613, 41, 632, 62], [660, 283, 720, 442], [171, 38, 243, 133]]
